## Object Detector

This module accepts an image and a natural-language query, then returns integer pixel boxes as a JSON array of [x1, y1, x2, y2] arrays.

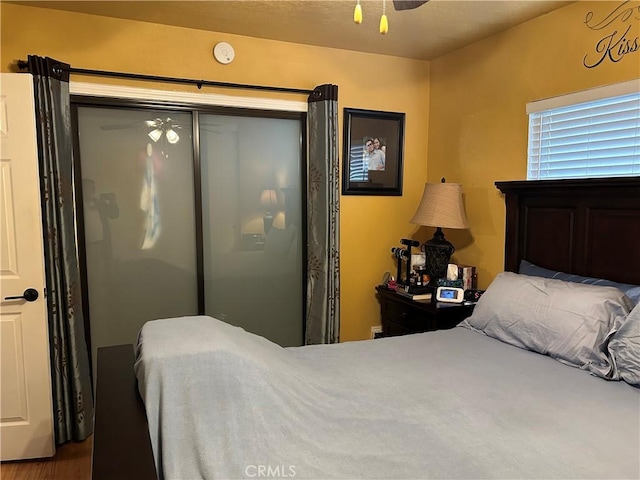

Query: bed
[[91, 177, 640, 480]]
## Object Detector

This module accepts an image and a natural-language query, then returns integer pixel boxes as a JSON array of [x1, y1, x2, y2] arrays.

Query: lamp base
[[263, 213, 274, 233], [423, 227, 455, 285]]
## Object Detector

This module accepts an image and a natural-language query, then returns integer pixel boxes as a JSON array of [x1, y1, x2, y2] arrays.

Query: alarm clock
[[435, 286, 465, 303]]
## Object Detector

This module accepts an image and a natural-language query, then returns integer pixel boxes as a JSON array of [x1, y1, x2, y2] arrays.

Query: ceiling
[[16, 0, 574, 60]]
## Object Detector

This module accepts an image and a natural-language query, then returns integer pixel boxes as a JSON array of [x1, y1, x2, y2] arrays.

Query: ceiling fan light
[[379, 14, 388, 34], [354, 1, 362, 24], [148, 128, 163, 142], [165, 128, 180, 144]]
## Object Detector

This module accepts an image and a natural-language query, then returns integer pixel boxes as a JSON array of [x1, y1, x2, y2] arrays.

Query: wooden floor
[[0, 436, 92, 480]]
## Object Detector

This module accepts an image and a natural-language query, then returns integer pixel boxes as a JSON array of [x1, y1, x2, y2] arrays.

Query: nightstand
[[375, 285, 475, 337]]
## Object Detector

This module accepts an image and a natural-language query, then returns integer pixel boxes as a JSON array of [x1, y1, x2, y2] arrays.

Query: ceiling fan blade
[[100, 118, 163, 131], [392, 0, 429, 11], [99, 122, 144, 131]]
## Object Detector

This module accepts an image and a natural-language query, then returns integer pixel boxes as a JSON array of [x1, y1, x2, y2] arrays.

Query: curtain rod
[[16, 59, 314, 96]]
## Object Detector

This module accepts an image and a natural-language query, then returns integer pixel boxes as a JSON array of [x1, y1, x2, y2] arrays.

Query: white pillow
[[461, 272, 634, 377]]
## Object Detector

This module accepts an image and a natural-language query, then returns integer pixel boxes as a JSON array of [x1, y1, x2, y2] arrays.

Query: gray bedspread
[[135, 316, 640, 480]]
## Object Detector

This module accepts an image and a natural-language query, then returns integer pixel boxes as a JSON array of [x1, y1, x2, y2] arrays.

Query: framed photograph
[[342, 108, 405, 196]]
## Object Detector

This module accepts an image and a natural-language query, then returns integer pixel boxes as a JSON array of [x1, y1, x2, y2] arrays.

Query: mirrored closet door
[[199, 113, 303, 347], [74, 103, 304, 377]]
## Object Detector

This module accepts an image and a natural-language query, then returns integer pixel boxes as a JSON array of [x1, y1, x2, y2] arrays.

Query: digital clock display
[[436, 286, 465, 303], [440, 289, 458, 299]]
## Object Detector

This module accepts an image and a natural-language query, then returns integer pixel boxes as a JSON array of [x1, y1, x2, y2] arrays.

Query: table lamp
[[410, 180, 469, 283]]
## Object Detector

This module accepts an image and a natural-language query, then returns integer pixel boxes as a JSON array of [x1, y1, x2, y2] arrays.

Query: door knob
[[4, 288, 39, 302]]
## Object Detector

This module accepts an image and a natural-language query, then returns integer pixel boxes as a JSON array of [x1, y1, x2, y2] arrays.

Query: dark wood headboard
[[495, 177, 640, 285]]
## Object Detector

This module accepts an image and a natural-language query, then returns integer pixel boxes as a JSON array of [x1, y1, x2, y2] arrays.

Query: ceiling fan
[[354, 0, 430, 34], [392, 0, 429, 11]]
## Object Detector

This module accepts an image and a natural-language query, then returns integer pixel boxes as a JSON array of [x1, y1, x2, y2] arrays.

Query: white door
[[0, 73, 55, 460]]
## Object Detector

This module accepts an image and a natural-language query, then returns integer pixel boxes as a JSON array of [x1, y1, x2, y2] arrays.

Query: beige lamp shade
[[410, 182, 469, 229], [260, 189, 278, 208]]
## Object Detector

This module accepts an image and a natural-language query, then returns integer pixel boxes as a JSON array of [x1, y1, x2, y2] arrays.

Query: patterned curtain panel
[[305, 85, 340, 345], [27, 56, 94, 443]]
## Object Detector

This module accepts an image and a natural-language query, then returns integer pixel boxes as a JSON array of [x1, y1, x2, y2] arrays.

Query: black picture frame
[[342, 108, 405, 196]]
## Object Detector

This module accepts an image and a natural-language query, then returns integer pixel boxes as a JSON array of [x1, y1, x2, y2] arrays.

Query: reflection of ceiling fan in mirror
[[100, 117, 223, 145], [100, 117, 184, 144], [145, 118, 181, 144]]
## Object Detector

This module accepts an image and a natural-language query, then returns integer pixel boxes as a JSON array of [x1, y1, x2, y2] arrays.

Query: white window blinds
[[527, 84, 640, 180]]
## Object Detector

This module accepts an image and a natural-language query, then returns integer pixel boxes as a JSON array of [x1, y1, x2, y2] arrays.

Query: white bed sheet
[[135, 315, 640, 480]]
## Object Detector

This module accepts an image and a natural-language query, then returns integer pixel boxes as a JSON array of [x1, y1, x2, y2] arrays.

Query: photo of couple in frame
[[342, 108, 405, 196]]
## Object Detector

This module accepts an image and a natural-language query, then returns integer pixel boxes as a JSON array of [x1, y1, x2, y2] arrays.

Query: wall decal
[[583, 0, 639, 68]]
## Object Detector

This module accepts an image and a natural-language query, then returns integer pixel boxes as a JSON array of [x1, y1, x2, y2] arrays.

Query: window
[[349, 143, 368, 182], [527, 81, 640, 180]]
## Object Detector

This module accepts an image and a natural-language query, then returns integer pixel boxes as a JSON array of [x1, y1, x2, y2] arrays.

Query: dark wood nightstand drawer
[[381, 300, 436, 332], [376, 286, 474, 337], [382, 319, 414, 337]]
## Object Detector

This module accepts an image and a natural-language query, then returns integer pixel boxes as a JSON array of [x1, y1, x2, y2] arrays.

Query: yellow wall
[[0, 2, 429, 342], [428, 1, 640, 287]]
